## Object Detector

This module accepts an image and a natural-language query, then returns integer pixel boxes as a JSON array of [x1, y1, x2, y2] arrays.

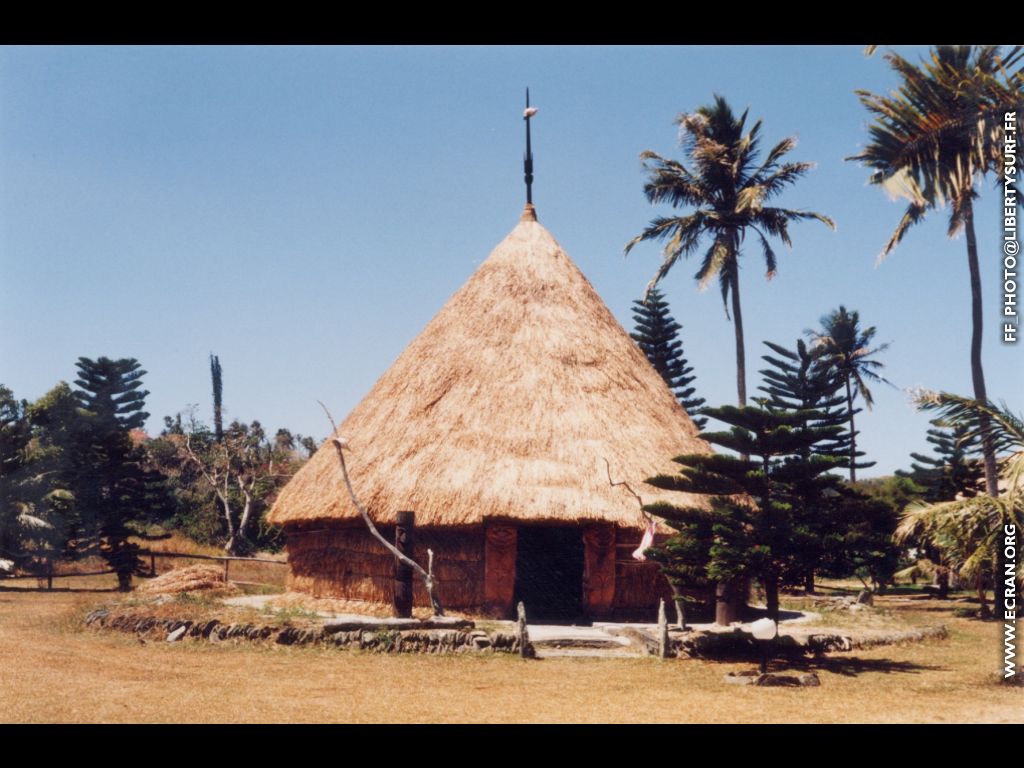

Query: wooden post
[[224, 558, 230, 584], [658, 598, 669, 660], [483, 523, 517, 618], [47, 559, 53, 591], [582, 524, 616, 620], [516, 601, 534, 659], [394, 511, 415, 618], [151, 553, 157, 577]]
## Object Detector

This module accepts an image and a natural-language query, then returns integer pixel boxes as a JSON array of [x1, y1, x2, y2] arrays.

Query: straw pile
[[139, 565, 240, 596], [270, 207, 711, 531]]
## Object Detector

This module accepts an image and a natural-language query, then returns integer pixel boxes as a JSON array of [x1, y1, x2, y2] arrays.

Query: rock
[[755, 674, 802, 687], [276, 628, 298, 645], [166, 626, 187, 642], [849, 603, 867, 612], [724, 670, 760, 685], [856, 590, 874, 606], [725, 670, 820, 687], [322, 616, 474, 634], [807, 634, 853, 652]]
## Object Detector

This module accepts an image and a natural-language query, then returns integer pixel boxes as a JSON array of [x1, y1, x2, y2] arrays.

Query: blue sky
[[1, 45, 1020, 476]]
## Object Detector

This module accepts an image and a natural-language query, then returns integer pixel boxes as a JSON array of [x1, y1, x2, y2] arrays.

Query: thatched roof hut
[[269, 205, 712, 621]]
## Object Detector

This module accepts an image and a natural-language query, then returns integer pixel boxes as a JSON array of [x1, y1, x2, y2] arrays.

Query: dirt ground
[[0, 577, 1019, 723]]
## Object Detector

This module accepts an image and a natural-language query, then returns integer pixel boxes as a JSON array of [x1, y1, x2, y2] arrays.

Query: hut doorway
[[513, 526, 585, 623]]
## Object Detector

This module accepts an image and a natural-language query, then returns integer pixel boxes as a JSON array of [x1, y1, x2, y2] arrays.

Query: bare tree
[[181, 416, 292, 554], [319, 402, 444, 615]]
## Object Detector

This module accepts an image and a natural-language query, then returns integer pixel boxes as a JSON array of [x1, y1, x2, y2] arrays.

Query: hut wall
[[285, 524, 484, 611], [285, 522, 675, 620], [611, 531, 674, 621]]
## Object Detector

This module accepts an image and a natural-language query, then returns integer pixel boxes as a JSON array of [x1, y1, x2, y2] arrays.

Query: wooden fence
[[142, 550, 287, 588], [0, 550, 288, 591]]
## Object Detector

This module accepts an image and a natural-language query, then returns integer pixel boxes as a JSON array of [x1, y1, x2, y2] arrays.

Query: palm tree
[[849, 45, 1024, 496], [808, 306, 889, 483], [625, 95, 834, 407], [897, 391, 1023, 616]]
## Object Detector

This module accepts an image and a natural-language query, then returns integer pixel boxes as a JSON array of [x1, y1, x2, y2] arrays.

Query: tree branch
[[318, 400, 444, 615]]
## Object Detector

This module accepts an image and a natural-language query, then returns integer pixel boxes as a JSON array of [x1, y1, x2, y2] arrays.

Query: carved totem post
[[483, 523, 517, 618], [393, 510, 415, 618], [583, 523, 616, 620]]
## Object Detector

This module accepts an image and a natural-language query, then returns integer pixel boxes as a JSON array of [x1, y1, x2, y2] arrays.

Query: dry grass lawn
[[0, 576, 1019, 723]]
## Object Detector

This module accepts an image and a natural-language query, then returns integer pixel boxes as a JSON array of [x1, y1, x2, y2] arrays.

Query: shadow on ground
[[780, 655, 945, 678], [0, 585, 119, 594]]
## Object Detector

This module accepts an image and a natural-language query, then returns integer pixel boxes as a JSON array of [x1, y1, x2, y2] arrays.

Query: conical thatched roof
[[269, 206, 712, 530]]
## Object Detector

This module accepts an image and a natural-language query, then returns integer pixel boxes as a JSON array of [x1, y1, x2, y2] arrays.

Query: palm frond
[[853, 44, 1023, 259], [913, 390, 1024, 457]]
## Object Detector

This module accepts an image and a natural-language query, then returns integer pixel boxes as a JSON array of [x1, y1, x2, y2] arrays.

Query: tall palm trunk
[[845, 375, 857, 483], [715, 256, 748, 626], [729, 259, 747, 406], [963, 200, 999, 496]]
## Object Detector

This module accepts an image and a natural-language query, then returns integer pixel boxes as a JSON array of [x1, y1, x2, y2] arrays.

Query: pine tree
[[646, 401, 845, 623], [759, 339, 850, 592], [894, 417, 984, 597], [759, 340, 848, 457], [897, 419, 983, 502], [0, 386, 33, 567], [72, 357, 155, 590], [210, 354, 224, 443], [642, 512, 715, 629], [631, 288, 706, 429]]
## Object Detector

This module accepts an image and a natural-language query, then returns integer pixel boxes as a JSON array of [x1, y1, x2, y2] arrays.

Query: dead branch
[[602, 457, 650, 520], [319, 400, 444, 616], [603, 458, 658, 563]]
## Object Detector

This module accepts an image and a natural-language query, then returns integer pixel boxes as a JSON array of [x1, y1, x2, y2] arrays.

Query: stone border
[[673, 624, 948, 659], [84, 609, 527, 654]]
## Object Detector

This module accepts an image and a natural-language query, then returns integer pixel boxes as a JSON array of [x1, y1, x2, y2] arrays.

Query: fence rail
[[141, 549, 287, 584], [0, 550, 287, 590], [0, 567, 116, 589]]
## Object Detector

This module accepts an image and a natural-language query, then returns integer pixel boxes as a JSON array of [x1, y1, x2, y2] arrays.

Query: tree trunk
[[963, 202, 999, 497], [765, 575, 780, 624], [730, 260, 747, 407], [845, 374, 857, 483], [715, 580, 744, 625], [804, 569, 815, 594], [725, 259, 751, 619], [673, 598, 687, 631], [117, 570, 132, 592], [231, 482, 254, 555], [669, 582, 687, 630], [936, 567, 949, 600], [218, 486, 237, 555]]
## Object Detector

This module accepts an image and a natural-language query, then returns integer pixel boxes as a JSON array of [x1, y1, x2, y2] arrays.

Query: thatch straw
[[269, 207, 711, 529], [139, 565, 240, 596]]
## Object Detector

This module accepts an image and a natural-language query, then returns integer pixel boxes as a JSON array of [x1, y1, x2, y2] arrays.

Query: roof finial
[[523, 88, 538, 210]]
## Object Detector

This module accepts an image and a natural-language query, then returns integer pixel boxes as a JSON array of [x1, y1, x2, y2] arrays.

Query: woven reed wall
[[285, 523, 484, 610], [286, 523, 673, 617]]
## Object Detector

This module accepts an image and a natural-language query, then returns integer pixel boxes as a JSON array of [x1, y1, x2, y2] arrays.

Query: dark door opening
[[513, 526, 585, 624]]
